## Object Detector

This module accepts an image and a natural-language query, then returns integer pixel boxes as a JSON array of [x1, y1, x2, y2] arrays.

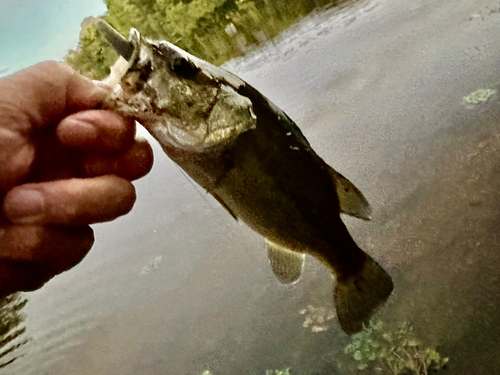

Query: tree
[[65, 0, 339, 77]]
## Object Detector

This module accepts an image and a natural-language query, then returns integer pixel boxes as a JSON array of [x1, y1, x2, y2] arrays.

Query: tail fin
[[334, 255, 393, 334]]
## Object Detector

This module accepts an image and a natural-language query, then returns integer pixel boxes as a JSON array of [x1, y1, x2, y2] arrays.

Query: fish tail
[[334, 254, 393, 334]]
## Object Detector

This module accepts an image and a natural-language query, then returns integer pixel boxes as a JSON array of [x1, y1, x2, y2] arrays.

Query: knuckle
[[60, 204, 80, 225], [25, 226, 49, 258], [1, 226, 48, 262], [38, 61, 73, 76]]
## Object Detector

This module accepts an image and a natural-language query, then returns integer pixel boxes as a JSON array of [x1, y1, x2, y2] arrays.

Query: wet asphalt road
[[7, 0, 500, 374]]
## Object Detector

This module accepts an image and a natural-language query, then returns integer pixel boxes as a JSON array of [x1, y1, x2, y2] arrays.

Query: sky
[[0, 0, 107, 77]]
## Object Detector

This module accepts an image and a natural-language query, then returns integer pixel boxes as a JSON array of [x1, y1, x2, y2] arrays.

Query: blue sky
[[0, 0, 107, 77]]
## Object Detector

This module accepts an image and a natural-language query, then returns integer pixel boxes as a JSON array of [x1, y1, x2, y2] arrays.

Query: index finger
[[0, 61, 109, 133], [0, 62, 111, 191]]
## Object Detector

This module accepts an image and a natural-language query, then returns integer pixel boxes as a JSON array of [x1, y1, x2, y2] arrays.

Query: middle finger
[[57, 109, 136, 154], [2, 175, 136, 225]]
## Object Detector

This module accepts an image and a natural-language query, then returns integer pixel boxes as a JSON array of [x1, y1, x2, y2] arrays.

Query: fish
[[96, 20, 393, 334]]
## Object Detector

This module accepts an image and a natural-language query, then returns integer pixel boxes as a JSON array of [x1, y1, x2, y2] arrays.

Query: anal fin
[[327, 167, 372, 220], [266, 240, 305, 284]]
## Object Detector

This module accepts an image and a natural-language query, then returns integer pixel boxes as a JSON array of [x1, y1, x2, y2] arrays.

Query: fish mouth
[[95, 19, 256, 150], [95, 19, 139, 62]]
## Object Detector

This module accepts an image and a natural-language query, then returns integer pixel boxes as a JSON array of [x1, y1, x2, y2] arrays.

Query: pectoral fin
[[328, 167, 372, 220], [266, 240, 305, 284]]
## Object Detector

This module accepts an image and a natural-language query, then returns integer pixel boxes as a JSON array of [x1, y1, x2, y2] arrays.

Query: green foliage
[[65, 0, 340, 79], [65, 18, 119, 79], [339, 321, 449, 375], [463, 88, 496, 105]]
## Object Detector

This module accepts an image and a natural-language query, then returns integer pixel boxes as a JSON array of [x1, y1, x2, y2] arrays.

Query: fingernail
[[4, 188, 45, 224]]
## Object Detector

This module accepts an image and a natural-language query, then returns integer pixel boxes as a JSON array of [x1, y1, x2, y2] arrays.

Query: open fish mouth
[[96, 19, 257, 151]]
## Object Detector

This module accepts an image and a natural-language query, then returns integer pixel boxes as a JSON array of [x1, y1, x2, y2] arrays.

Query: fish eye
[[169, 53, 199, 78]]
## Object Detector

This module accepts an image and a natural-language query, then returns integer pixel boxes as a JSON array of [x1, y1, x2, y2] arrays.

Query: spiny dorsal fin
[[266, 240, 305, 284], [328, 167, 372, 220]]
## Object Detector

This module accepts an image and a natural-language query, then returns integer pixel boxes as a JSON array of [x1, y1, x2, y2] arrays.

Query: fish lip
[[98, 21, 254, 151], [127, 28, 141, 63]]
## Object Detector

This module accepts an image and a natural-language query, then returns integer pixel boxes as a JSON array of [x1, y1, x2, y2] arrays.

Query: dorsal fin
[[266, 240, 305, 284], [328, 167, 372, 220]]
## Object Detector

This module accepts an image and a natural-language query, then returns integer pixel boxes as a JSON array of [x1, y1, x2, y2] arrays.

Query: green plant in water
[[340, 321, 448, 375], [299, 304, 336, 333], [265, 369, 291, 375], [463, 88, 496, 105]]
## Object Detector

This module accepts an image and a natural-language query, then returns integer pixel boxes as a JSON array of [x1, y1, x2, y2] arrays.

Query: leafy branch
[[65, 0, 340, 79]]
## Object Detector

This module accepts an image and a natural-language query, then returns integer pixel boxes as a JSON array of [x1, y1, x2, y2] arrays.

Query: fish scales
[[96, 20, 393, 334], [208, 84, 366, 272]]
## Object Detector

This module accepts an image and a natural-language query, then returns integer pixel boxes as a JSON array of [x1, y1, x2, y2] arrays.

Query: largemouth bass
[[96, 20, 393, 334]]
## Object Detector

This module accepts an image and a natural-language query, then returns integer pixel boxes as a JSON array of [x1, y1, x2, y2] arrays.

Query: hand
[[0, 61, 153, 297]]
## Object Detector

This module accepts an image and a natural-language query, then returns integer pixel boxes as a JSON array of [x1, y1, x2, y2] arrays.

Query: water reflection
[[0, 294, 28, 369]]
